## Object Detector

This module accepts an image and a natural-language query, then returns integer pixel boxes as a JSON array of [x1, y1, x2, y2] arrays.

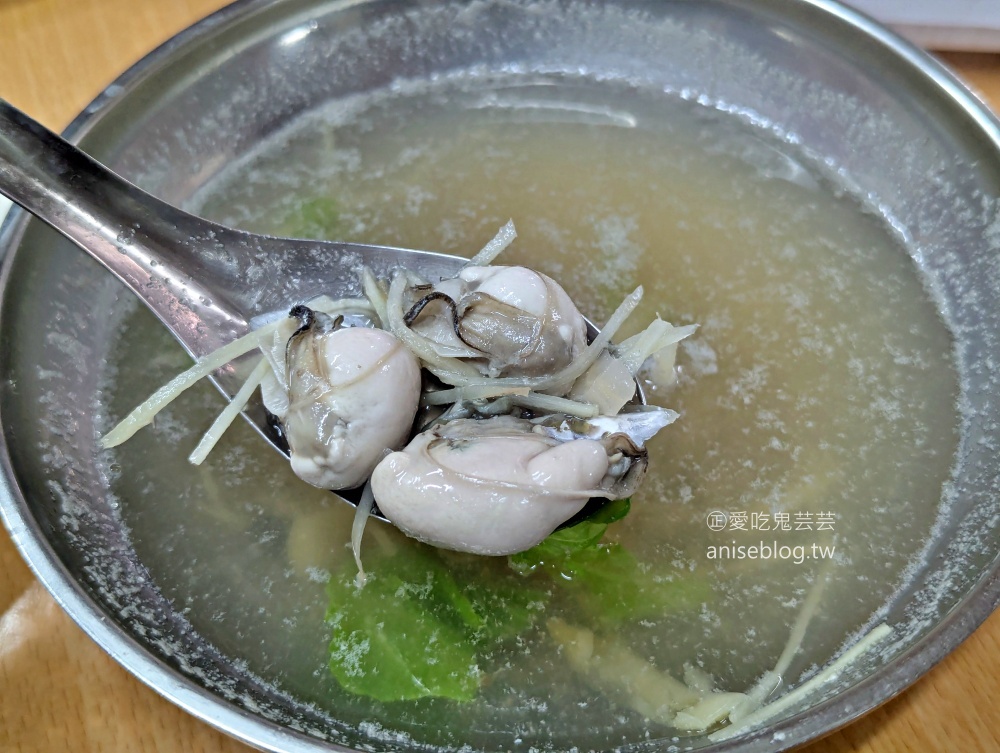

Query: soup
[[100, 76, 958, 750]]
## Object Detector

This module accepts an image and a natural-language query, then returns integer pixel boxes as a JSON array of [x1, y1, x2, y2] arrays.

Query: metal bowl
[[1, 0, 999, 751]]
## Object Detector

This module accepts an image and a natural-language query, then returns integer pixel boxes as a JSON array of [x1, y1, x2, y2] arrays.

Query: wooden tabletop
[[0, 1, 998, 751]]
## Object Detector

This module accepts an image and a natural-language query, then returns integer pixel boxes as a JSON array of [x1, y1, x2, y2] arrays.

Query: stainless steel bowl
[[2, 0, 999, 751]]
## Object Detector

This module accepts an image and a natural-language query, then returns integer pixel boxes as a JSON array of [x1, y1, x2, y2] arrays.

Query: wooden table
[[0, 1, 998, 751]]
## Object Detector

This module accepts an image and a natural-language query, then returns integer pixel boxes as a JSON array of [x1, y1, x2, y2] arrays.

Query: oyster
[[370, 414, 657, 555], [265, 306, 422, 490], [405, 265, 588, 379]]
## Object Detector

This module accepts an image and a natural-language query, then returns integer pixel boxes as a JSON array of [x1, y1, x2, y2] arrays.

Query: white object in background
[[0, 197, 10, 226], [847, 0, 1000, 51]]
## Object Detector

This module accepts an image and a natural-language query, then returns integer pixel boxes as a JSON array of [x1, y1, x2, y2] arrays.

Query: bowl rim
[[1, 0, 999, 751]]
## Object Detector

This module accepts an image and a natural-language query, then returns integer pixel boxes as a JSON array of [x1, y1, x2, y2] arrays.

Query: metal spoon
[[0, 99, 643, 515], [0, 99, 470, 378], [0, 99, 474, 461]]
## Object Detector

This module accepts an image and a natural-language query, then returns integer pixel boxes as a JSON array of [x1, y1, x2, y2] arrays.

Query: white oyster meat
[[264, 305, 422, 490], [371, 415, 657, 555]]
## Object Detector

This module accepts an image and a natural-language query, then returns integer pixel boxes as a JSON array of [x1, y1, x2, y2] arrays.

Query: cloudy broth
[[104, 78, 958, 750]]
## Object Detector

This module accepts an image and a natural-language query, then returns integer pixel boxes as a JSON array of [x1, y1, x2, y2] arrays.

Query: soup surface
[[102, 76, 959, 750]]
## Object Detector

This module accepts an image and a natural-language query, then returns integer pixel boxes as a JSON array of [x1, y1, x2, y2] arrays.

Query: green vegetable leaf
[[463, 575, 545, 642], [558, 542, 710, 624], [277, 197, 341, 240], [509, 498, 631, 575], [508, 498, 710, 624], [585, 497, 633, 525], [325, 498, 707, 704], [326, 565, 480, 702], [326, 544, 545, 702]]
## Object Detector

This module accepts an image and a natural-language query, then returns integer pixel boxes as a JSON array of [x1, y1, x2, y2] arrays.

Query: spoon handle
[[0, 99, 246, 356]]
